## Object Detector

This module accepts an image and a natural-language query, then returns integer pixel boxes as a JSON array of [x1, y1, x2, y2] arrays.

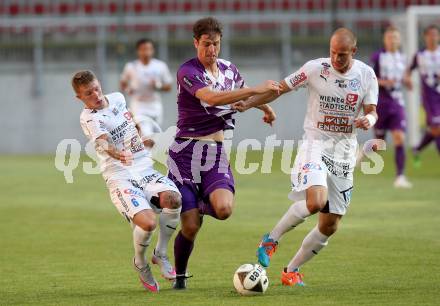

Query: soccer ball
[[233, 263, 269, 295]]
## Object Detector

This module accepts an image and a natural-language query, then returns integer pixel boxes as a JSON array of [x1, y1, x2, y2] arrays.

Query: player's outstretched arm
[[96, 134, 133, 165], [233, 80, 290, 111], [195, 80, 280, 107], [354, 104, 378, 130]]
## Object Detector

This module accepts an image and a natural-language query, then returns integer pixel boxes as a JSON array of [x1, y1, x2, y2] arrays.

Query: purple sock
[[395, 145, 405, 176], [435, 137, 440, 153], [174, 231, 194, 275], [415, 131, 434, 152]]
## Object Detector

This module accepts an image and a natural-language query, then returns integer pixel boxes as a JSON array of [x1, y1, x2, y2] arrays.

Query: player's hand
[[262, 106, 276, 126], [383, 79, 396, 89], [254, 80, 281, 94], [232, 101, 250, 112], [354, 116, 371, 130], [143, 138, 155, 148], [403, 75, 413, 90], [119, 150, 133, 166]]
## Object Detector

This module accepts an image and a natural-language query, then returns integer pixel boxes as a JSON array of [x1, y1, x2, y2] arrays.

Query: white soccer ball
[[233, 263, 269, 295]]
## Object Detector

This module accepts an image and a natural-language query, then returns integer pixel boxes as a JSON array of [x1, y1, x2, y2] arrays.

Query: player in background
[[73, 70, 181, 292], [168, 17, 279, 290], [370, 26, 412, 188], [120, 38, 172, 140], [234, 28, 378, 286], [405, 25, 440, 163]]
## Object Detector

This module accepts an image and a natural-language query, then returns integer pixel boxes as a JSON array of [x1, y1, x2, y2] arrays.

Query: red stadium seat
[[108, 2, 118, 13], [9, 4, 19, 15], [58, 3, 70, 14], [34, 3, 45, 15], [134, 2, 143, 13], [83, 2, 94, 14], [159, 2, 168, 13], [257, 0, 266, 11], [183, 1, 192, 12]]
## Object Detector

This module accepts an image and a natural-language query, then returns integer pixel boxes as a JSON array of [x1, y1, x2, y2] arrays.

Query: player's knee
[[182, 222, 201, 239], [214, 204, 233, 220], [306, 198, 327, 214], [392, 131, 405, 146], [430, 127, 440, 137], [138, 218, 157, 232], [160, 191, 182, 209], [318, 222, 338, 236]]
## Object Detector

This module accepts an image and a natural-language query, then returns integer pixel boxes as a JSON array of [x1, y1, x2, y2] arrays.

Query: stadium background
[[2, 0, 440, 153], [1, 1, 439, 306]]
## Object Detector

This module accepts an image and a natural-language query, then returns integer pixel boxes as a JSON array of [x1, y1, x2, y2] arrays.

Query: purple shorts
[[423, 98, 440, 127], [375, 101, 406, 135], [167, 138, 235, 213]]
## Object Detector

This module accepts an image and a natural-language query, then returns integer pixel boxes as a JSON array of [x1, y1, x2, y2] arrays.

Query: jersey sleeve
[[362, 69, 379, 105], [177, 65, 208, 96], [232, 64, 245, 89], [284, 61, 313, 91], [120, 62, 133, 83], [80, 113, 108, 141], [160, 62, 173, 85]]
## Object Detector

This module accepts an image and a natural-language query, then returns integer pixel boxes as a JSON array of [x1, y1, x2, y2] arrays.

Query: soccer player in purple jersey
[[167, 17, 279, 289], [370, 26, 412, 188], [406, 25, 440, 163]]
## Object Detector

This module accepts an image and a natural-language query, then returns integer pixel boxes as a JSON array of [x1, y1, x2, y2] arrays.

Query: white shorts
[[130, 100, 163, 125], [107, 170, 180, 222], [288, 150, 354, 216]]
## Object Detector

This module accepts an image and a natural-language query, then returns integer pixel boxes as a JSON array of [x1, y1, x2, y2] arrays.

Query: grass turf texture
[[0, 149, 439, 305]]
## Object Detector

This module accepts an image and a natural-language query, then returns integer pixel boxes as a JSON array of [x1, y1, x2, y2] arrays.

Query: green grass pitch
[[0, 149, 439, 305]]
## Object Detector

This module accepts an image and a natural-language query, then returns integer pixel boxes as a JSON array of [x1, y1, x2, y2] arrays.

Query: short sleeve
[[160, 62, 173, 85], [177, 65, 208, 96], [284, 61, 313, 90], [120, 62, 133, 82], [80, 114, 108, 141], [363, 69, 379, 105], [232, 64, 245, 89]]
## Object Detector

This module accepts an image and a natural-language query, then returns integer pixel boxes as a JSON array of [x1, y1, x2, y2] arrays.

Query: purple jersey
[[410, 47, 440, 125], [175, 57, 245, 137], [371, 49, 406, 106]]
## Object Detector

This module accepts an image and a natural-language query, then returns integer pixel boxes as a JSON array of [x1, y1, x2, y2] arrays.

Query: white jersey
[[80, 92, 154, 181], [121, 59, 172, 104], [284, 58, 378, 175]]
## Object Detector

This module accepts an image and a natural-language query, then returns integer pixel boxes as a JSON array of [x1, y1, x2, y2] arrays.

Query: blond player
[[120, 38, 172, 139], [234, 28, 378, 286], [74, 70, 181, 292]]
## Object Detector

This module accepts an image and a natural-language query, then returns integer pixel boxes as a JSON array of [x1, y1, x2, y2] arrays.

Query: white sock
[[269, 200, 311, 241], [155, 207, 181, 257], [133, 225, 153, 268], [287, 226, 329, 272]]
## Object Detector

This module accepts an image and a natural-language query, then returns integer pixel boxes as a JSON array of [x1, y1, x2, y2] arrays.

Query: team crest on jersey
[[98, 120, 105, 130], [112, 108, 119, 116], [123, 112, 132, 120], [320, 62, 331, 81], [349, 79, 361, 91], [346, 93, 359, 106]]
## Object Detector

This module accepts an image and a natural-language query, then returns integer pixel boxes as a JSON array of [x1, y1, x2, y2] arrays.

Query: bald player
[[234, 28, 378, 286]]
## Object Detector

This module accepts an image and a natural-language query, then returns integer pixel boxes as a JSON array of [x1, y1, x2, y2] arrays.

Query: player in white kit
[[73, 70, 181, 292], [120, 38, 172, 139], [234, 28, 378, 286]]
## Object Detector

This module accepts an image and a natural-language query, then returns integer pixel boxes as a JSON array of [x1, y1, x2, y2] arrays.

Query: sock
[[415, 131, 434, 152], [435, 137, 440, 153], [287, 226, 329, 272], [155, 207, 181, 257], [174, 231, 194, 275], [395, 145, 405, 176], [269, 200, 311, 241], [133, 226, 153, 268]]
